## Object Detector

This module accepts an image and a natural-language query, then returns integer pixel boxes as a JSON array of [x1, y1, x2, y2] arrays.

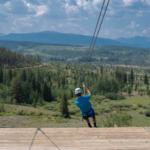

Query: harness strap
[[82, 108, 94, 121]]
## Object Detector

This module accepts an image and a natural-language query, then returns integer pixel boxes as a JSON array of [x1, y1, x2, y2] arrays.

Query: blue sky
[[0, 0, 150, 39]]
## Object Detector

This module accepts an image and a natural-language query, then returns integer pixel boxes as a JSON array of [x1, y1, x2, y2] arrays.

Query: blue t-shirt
[[75, 95, 92, 116]]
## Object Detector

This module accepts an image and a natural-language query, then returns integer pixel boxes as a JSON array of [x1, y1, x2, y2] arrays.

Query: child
[[75, 84, 97, 128]]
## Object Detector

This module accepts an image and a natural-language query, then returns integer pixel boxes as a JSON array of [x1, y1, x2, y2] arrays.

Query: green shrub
[[145, 111, 150, 117], [117, 95, 125, 100], [74, 112, 82, 117], [137, 104, 142, 107], [132, 106, 138, 110], [95, 96, 105, 103], [32, 99, 37, 108], [47, 116, 52, 120], [139, 111, 143, 114], [52, 111, 62, 117], [12, 99, 17, 105], [69, 106, 80, 115], [43, 102, 57, 110], [36, 111, 43, 116], [142, 105, 147, 109], [103, 99, 110, 102], [113, 103, 132, 108], [27, 110, 36, 116], [120, 107, 131, 111], [55, 117, 69, 123], [0, 112, 4, 116], [147, 90, 150, 96], [98, 112, 132, 127], [95, 104, 111, 114], [0, 104, 5, 113], [16, 109, 25, 115], [105, 92, 117, 100]]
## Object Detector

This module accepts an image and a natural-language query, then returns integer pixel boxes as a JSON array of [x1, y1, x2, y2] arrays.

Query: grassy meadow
[[0, 62, 150, 128]]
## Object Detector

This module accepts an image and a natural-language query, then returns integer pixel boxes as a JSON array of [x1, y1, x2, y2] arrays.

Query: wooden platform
[[0, 127, 150, 150]]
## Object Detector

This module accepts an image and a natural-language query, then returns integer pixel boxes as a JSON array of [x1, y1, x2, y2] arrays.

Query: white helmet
[[75, 88, 82, 94]]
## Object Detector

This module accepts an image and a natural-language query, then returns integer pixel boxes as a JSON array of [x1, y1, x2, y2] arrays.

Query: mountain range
[[0, 31, 150, 48], [0, 33, 5, 36]]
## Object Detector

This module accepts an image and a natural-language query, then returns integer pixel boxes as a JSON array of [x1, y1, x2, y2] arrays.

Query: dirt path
[[4, 64, 43, 70]]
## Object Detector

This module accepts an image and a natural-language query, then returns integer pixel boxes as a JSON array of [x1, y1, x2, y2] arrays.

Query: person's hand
[[83, 84, 86, 88]]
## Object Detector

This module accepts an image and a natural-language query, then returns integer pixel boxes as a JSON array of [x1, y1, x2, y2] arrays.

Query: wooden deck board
[[0, 127, 150, 150]]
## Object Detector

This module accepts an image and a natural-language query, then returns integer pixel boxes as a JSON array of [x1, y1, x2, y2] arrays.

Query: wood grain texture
[[0, 127, 150, 150]]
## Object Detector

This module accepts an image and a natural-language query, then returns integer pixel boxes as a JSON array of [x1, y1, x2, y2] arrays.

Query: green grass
[[129, 110, 150, 127], [0, 95, 150, 127], [110, 95, 150, 105], [110, 95, 150, 127]]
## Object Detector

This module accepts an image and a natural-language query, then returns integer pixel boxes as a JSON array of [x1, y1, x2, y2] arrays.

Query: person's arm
[[83, 84, 92, 96]]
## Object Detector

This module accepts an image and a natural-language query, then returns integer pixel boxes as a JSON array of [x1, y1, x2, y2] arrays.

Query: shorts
[[82, 108, 95, 120]]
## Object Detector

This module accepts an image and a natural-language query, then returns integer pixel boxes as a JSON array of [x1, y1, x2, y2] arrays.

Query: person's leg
[[92, 117, 97, 127], [84, 117, 92, 127], [91, 108, 97, 127], [92, 117, 96, 123]]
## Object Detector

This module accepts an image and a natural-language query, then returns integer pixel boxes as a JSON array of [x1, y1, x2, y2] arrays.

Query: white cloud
[[123, 0, 138, 6], [58, 23, 63, 28], [4, 1, 11, 11], [65, 3, 79, 15], [57, 22, 89, 35], [23, 0, 48, 16], [142, 28, 150, 34], [141, 0, 150, 5], [76, 0, 82, 7], [128, 21, 140, 29]]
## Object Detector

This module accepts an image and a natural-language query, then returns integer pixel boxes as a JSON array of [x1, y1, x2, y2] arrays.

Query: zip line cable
[[83, 0, 110, 73], [87, 0, 110, 64], [84, 0, 106, 70], [82, 0, 110, 95]]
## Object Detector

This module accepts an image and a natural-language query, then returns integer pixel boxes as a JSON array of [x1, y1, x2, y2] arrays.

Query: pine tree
[[144, 74, 148, 84], [32, 98, 37, 108], [8, 68, 12, 80], [146, 82, 149, 91], [10, 78, 23, 103], [58, 79, 60, 88], [128, 86, 132, 96], [124, 72, 127, 84], [131, 68, 134, 83], [37, 80, 41, 94], [61, 76, 66, 88], [31, 76, 36, 91], [21, 69, 26, 81], [60, 93, 70, 118], [48, 86, 53, 102], [100, 65, 103, 76], [70, 89, 73, 98], [0, 65, 3, 83], [43, 82, 52, 102], [135, 83, 138, 91], [43, 82, 48, 101]]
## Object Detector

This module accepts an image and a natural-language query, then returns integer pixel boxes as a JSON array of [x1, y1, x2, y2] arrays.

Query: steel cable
[[83, 0, 110, 73], [84, 0, 106, 71]]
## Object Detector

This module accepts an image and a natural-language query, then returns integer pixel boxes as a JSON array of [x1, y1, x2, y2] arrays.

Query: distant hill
[[0, 31, 150, 48], [0, 31, 130, 47], [116, 36, 150, 48], [0, 33, 5, 36]]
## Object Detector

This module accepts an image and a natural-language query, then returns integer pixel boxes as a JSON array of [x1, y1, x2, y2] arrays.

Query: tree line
[[0, 47, 41, 68]]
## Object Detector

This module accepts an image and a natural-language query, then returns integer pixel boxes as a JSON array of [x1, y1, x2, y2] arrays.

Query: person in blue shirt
[[75, 84, 97, 128]]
